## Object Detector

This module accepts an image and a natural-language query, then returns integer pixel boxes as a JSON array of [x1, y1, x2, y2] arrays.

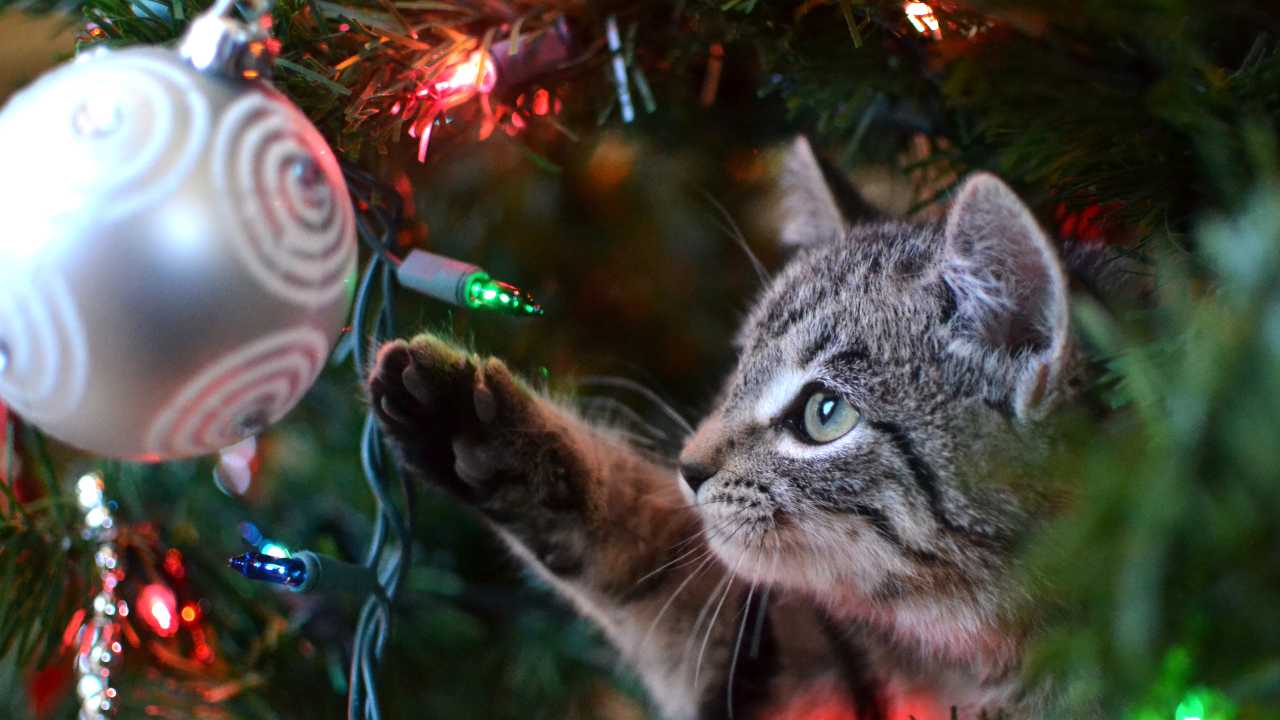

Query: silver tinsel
[[71, 472, 123, 720]]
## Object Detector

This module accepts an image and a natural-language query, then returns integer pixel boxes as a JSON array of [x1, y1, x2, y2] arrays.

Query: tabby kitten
[[368, 138, 1080, 719]]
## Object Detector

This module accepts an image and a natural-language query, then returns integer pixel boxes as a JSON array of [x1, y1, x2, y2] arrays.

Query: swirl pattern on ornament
[[144, 326, 330, 458], [0, 273, 89, 423], [213, 93, 356, 307], [39, 51, 210, 221]]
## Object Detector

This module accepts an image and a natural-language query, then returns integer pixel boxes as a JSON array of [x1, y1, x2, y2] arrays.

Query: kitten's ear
[[775, 137, 849, 246], [942, 173, 1070, 420]]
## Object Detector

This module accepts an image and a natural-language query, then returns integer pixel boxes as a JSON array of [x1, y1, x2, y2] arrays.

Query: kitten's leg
[[368, 335, 753, 720]]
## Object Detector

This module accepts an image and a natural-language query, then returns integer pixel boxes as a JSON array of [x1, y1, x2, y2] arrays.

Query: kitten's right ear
[[942, 173, 1070, 421], [775, 137, 849, 246]]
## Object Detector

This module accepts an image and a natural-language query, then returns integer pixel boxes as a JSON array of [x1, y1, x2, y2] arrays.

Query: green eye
[[800, 388, 860, 444]]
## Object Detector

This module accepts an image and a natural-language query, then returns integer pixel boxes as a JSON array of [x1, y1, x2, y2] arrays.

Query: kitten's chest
[[761, 601, 1016, 720], [758, 678, 960, 720]]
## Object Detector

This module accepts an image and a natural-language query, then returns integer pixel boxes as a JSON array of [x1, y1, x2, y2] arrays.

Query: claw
[[379, 395, 414, 426], [401, 361, 434, 406], [373, 340, 412, 379], [473, 381, 496, 424]]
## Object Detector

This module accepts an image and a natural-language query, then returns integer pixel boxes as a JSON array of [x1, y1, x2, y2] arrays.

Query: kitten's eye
[[798, 387, 860, 444]]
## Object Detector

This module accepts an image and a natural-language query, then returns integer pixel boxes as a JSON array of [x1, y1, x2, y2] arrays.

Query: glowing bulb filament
[[426, 50, 497, 101], [137, 584, 179, 637], [395, 250, 543, 316], [261, 541, 292, 559], [151, 600, 172, 630], [464, 274, 544, 316], [904, 2, 942, 39]]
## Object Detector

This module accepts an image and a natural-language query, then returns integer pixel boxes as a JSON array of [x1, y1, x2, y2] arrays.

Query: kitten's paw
[[368, 334, 531, 500]]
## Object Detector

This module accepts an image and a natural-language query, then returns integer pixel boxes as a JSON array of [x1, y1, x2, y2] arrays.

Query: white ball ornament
[[0, 5, 357, 461]]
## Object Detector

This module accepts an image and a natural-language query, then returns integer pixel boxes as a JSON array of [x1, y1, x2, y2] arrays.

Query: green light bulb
[[1175, 691, 1210, 720], [260, 542, 292, 559], [463, 273, 543, 316]]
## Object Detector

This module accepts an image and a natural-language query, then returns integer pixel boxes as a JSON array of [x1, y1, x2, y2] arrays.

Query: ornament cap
[[179, 3, 275, 80]]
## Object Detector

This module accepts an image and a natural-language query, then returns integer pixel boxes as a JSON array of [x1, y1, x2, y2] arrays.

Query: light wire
[[341, 161, 414, 720]]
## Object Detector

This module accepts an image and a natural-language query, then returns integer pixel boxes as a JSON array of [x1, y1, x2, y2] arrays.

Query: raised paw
[[367, 334, 532, 502]]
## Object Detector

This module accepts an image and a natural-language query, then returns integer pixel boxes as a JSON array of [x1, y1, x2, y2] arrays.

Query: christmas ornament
[[0, 0, 356, 461]]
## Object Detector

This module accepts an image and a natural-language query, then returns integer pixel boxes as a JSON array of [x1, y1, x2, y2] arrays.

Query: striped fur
[[368, 143, 1085, 719]]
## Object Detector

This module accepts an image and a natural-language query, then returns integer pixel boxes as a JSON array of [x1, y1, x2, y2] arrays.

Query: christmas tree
[[0, 1, 1277, 718]]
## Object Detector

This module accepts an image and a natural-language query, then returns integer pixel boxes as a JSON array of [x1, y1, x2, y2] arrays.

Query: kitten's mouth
[[698, 488, 785, 574]]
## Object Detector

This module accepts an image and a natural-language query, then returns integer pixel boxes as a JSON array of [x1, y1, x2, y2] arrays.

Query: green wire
[[342, 163, 413, 720]]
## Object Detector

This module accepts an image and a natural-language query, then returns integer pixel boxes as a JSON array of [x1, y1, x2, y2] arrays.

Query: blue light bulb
[[228, 552, 308, 587]]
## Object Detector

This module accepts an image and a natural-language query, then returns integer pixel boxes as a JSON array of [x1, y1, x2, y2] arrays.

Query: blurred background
[[0, 13, 72, 96]]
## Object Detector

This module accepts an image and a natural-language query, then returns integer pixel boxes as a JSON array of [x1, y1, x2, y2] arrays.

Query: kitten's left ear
[[942, 173, 1070, 421], [773, 137, 882, 246], [775, 137, 848, 246]]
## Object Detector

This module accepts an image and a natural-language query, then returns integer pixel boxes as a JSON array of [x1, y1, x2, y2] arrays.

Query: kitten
[[368, 138, 1083, 720]]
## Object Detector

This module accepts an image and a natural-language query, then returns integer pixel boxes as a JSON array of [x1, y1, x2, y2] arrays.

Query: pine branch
[[0, 506, 90, 668], [1027, 150, 1280, 715]]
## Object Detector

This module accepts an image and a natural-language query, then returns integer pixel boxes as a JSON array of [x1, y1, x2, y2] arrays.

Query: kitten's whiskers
[[577, 376, 695, 437], [725, 577, 759, 720], [694, 553, 745, 691], [634, 551, 720, 659]]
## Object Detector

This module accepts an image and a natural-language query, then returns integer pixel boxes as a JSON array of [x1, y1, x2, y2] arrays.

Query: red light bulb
[[137, 583, 178, 638]]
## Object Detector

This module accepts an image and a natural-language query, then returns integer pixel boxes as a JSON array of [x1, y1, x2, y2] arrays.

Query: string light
[[163, 548, 186, 579], [229, 550, 380, 597], [138, 583, 179, 638], [904, 2, 942, 39], [429, 49, 497, 101], [532, 89, 550, 116], [463, 274, 542, 315], [237, 520, 295, 558], [396, 249, 543, 316], [408, 49, 497, 162], [1176, 696, 1204, 720], [66, 473, 217, 717], [228, 552, 308, 587], [393, 21, 574, 162]]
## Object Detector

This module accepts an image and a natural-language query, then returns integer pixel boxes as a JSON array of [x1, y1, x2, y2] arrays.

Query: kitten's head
[[680, 139, 1073, 614]]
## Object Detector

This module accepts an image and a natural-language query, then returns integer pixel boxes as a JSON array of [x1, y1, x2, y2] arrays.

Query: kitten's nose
[[680, 463, 718, 495]]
